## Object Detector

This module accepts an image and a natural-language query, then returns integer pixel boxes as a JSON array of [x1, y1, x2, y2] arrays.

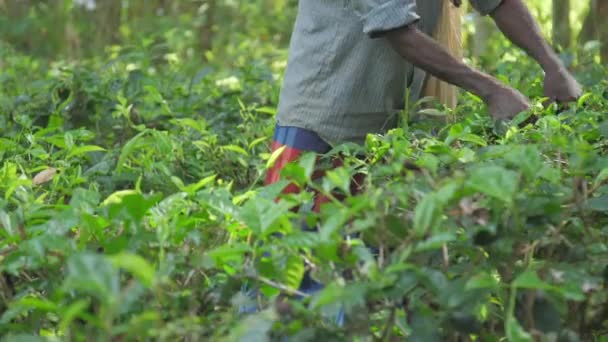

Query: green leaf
[[0, 209, 15, 237], [280, 163, 307, 186], [458, 133, 487, 147], [504, 146, 542, 180], [413, 194, 442, 237], [204, 243, 252, 267], [409, 309, 442, 342], [414, 232, 456, 252], [116, 130, 149, 173], [222, 144, 249, 156], [586, 195, 608, 211], [255, 106, 277, 116], [512, 271, 554, 291], [467, 166, 519, 203], [184, 175, 217, 194], [324, 167, 351, 194], [266, 145, 286, 170], [577, 92, 593, 107], [108, 253, 156, 288], [248, 136, 268, 150], [299, 152, 317, 181], [101, 190, 140, 206], [239, 196, 290, 236], [418, 108, 447, 116], [66, 145, 106, 159], [593, 168, 608, 188], [171, 118, 207, 133], [284, 255, 305, 290], [58, 300, 90, 333], [465, 272, 500, 290], [311, 282, 342, 309], [506, 317, 533, 342], [12, 296, 58, 312], [64, 253, 120, 303], [435, 180, 462, 204], [230, 309, 277, 342]]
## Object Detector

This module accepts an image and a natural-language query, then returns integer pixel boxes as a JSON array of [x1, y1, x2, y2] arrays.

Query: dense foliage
[[1, 1, 608, 341]]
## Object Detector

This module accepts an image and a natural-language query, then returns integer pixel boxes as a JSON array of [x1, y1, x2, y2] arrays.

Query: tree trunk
[[200, 0, 216, 55], [95, 0, 122, 49], [579, 0, 597, 45], [552, 0, 571, 50], [596, 0, 608, 63]]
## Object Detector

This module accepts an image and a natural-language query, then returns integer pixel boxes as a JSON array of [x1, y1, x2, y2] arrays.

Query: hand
[[484, 85, 532, 121], [543, 67, 582, 104]]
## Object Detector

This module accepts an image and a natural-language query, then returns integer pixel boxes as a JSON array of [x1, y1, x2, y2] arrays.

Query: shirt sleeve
[[353, 0, 420, 38], [469, 0, 504, 15]]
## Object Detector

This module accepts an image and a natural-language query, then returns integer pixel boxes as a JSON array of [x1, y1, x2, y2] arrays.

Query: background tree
[[579, 0, 597, 45], [596, 0, 608, 62], [552, 0, 571, 49]]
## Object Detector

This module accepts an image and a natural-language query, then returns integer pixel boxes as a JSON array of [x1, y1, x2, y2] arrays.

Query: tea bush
[[1, 36, 608, 341]]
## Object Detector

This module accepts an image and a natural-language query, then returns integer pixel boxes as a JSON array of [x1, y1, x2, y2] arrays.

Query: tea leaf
[[66, 145, 106, 159], [506, 317, 533, 342], [513, 271, 554, 291], [108, 253, 156, 288], [266, 145, 286, 169], [466, 166, 519, 203], [284, 255, 305, 290], [414, 194, 442, 237]]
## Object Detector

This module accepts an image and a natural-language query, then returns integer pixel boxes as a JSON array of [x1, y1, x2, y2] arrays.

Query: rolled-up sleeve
[[354, 0, 420, 38], [469, 0, 503, 15]]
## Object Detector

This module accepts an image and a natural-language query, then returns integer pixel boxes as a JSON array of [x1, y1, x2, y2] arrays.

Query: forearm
[[490, 0, 562, 72], [385, 25, 500, 101]]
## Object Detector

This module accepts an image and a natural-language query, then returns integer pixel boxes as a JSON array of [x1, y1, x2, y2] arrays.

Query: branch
[[379, 305, 397, 341], [249, 274, 311, 298]]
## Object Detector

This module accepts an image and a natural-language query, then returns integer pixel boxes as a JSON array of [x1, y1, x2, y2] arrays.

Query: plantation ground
[[1, 16, 608, 342]]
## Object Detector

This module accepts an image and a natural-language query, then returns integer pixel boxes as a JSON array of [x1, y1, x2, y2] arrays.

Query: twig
[[0, 245, 17, 257], [250, 274, 311, 298], [379, 305, 397, 341], [442, 244, 450, 271]]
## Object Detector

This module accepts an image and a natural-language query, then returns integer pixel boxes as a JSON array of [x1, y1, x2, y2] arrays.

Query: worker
[[267, 0, 581, 191], [262, 0, 582, 309]]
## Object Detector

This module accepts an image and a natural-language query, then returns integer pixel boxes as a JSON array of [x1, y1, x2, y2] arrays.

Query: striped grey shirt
[[276, 0, 503, 145]]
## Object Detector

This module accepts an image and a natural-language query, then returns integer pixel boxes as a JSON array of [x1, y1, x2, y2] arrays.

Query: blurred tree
[[552, 0, 571, 49], [580, 0, 608, 62], [95, 0, 121, 48], [200, 0, 217, 54], [597, 0, 608, 62], [579, 0, 597, 44]]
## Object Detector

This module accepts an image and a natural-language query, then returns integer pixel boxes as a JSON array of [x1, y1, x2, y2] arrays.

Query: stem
[[505, 283, 518, 333], [380, 305, 397, 341], [250, 274, 311, 298]]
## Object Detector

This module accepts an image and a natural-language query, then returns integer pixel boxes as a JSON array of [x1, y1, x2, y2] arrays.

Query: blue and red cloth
[[265, 125, 334, 212], [265, 125, 364, 213], [266, 125, 330, 186], [240, 125, 345, 326]]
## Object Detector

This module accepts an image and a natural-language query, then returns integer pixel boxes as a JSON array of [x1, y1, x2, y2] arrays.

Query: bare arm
[[488, 0, 582, 102], [385, 25, 530, 120], [490, 0, 560, 71]]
